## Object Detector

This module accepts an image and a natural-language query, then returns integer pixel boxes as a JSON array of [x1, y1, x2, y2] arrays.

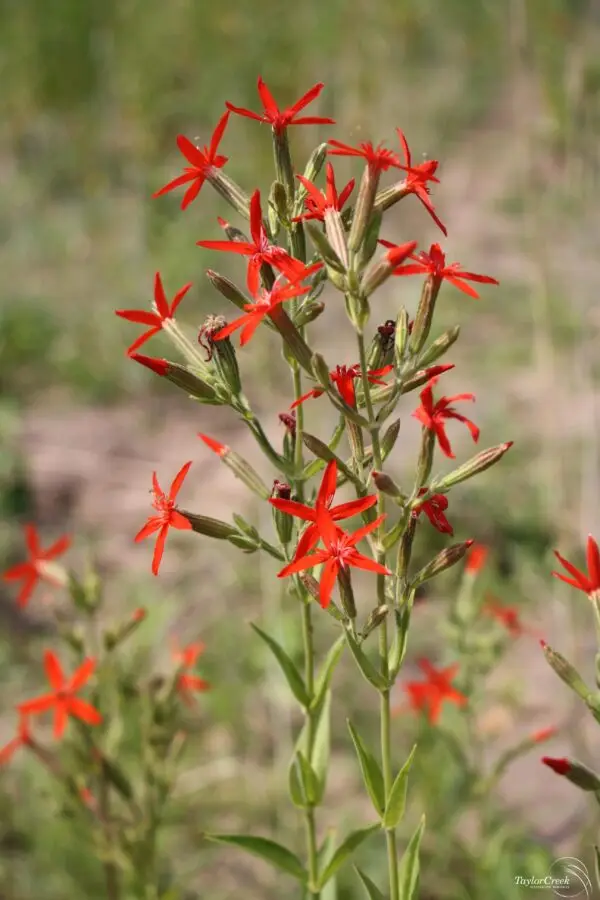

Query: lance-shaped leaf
[[206, 834, 307, 883], [317, 824, 380, 889], [398, 815, 425, 900], [250, 623, 310, 708], [289, 750, 319, 807], [302, 432, 365, 490], [303, 418, 347, 480], [345, 630, 389, 691], [289, 690, 332, 807], [382, 745, 417, 830], [347, 720, 385, 815], [354, 867, 386, 900], [432, 442, 513, 491]]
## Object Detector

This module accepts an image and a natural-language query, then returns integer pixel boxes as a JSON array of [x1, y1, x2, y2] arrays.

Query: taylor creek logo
[[515, 857, 593, 898]]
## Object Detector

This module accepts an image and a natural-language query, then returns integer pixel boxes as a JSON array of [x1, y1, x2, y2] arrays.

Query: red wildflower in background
[[465, 543, 489, 573], [542, 757, 571, 776], [18, 651, 101, 739], [135, 462, 193, 576], [270, 459, 378, 559], [403, 659, 467, 723], [394, 130, 447, 235], [390, 242, 499, 298], [0, 718, 32, 765], [412, 489, 453, 535], [173, 642, 210, 705], [293, 163, 355, 223], [198, 189, 313, 295], [213, 276, 316, 347], [412, 376, 479, 459], [2, 525, 71, 608], [532, 727, 557, 744], [291, 363, 393, 409], [115, 272, 192, 355], [552, 534, 600, 596], [226, 78, 334, 134], [327, 139, 402, 174], [277, 507, 390, 609], [483, 597, 533, 637], [153, 111, 230, 209]]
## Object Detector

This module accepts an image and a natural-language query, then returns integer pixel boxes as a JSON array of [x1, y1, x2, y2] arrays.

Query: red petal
[[316, 460, 338, 511], [169, 461, 193, 502], [287, 82, 325, 117], [196, 239, 254, 256], [587, 535, 600, 589], [433, 423, 454, 458], [224, 103, 266, 124], [290, 388, 322, 409], [249, 189, 263, 246], [346, 550, 391, 575], [44, 534, 71, 560], [181, 177, 204, 210], [135, 517, 164, 543], [214, 315, 251, 342], [330, 495, 378, 520], [198, 434, 228, 456], [169, 510, 193, 531], [115, 309, 162, 326], [16, 574, 38, 608], [269, 498, 316, 522], [68, 657, 96, 692], [18, 694, 56, 716], [126, 328, 162, 355], [319, 558, 339, 608], [53, 703, 68, 739], [130, 354, 169, 376], [176, 134, 208, 169], [151, 525, 169, 576], [256, 77, 279, 117], [152, 171, 197, 198], [277, 551, 328, 578], [169, 282, 193, 317], [209, 111, 230, 160], [68, 697, 102, 726], [44, 650, 64, 690], [153, 272, 169, 318]]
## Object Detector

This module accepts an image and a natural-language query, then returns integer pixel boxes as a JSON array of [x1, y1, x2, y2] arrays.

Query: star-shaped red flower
[[213, 273, 317, 347], [403, 659, 467, 723], [226, 78, 335, 135], [18, 651, 101, 739], [483, 597, 535, 638], [552, 534, 600, 596], [135, 462, 193, 576], [412, 376, 479, 459], [153, 111, 230, 209], [172, 642, 211, 706], [115, 272, 193, 355], [388, 242, 499, 298], [277, 506, 390, 609], [291, 363, 393, 409], [198, 189, 313, 295], [394, 130, 447, 235], [2, 525, 71, 608], [270, 459, 378, 560], [293, 163, 355, 223], [327, 138, 402, 174], [411, 488, 453, 535]]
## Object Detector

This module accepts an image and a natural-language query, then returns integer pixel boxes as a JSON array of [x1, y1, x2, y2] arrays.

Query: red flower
[[17, 651, 101, 739], [277, 507, 390, 609], [270, 459, 378, 559], [291, 363, 393, 409], [412, 489, 453, 535], [293, 163, 355, 223], [213, 276, 316, 347], [532, 727, 557, 744], [198, 189, 314, 295], [327, 139, 402, 174], [115, 272, 193, 355], [0, 717, 32, 765], [135, 462, 193, 576], [412, 376, 479, 459], [482, 597, 529, 637], [390, 242, 499, 298], [152, 111, 230, 209], [226, 77, 335, 135], [552, 534, 600, 596], [542, 756, 571, 776], [403, 659, 467, 723], [172, 642, 210, 706], [2, 525, 71, 608], [394, 130, 447, 235], [465, 543, 489, 573]]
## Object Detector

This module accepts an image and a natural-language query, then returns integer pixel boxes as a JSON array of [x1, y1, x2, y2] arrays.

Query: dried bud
[[367, 319, 396, 370], [434, 442, 514, 491], [372, 470, 402, 498], [205, 270, 250, 314], [198, 315, 242, 395], [541, 641, 591, 702], [271, 480, 294, 545], [381, 418, 401, 460], [206, 169, 251, 220], [542, 756, 600, 791], [337, 567, 357, 619], [131, 354, 221, 404], [412, 539, 474, 587], [279, 411, 297, 437], [294, 298, 325, 328], [418, 325, 461, 367], [198, 433, 271, 500]]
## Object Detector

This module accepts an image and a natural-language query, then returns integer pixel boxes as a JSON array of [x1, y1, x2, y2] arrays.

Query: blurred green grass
[[1, 0, 599, 897]]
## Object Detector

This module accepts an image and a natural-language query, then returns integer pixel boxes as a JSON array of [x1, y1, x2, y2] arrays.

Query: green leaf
[[347, 720, 385, 815], [310, 690, 331, 804], [251, 623, 310, 707], [317, 824, 379, 888], [319, 831, 339, 900], [312, 635, 345, 711], [345, 630, 389, 691], [382, 745, 417, 829], [206, 834, 307, 883], [398, 815, 425, 900], [354, 867, 386, 900], [289, 750, 319, 806], [389, 597, 414, 678]]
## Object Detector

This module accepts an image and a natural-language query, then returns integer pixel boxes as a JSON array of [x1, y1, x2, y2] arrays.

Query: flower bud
[[434, 443, 514, 491], [367, 320, 396, 370], [542, 756, 600, 791], [541, 641, 591, 702], [324, 209, 349, 270], [381, 419, 401, 459], [396, 516, 417, 581], [371, 470, 402, 498], [273, 129, 295, 202], [394, 308, 411, 364], [271, 480, 294, 545], [418, 325, 461, 367], [348, 167, 380, 254], [415, 428, 435, 487], [198, 433, 271, 500], [104, 607, 147, 651], [362, 604, 389, 639], [305, 222, 346, 274], [337, 567, 357, 619], [179, 512, 238, 540], [205, 269, 250, 314], [412, 539, 474, 587], [268, 306, 315, 373], [360, 242, 417, 298], [198, 315, 242, 396], [401, 363, 455, 395], [409, 279, 438, 355], [297, 144, 328, 199], [312, 353, 331, 388], [206, 169, 251, 220], [294, 298, 325, 328], [344, 291, 371, 334], [268, 180, 288, 234], [227, 533, 259, 554], [131, 354, 221, 404], [356, 210, 383, 269]]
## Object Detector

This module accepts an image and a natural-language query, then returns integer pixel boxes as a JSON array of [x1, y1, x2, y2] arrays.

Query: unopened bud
[[381, 419, 401, 459], [206, 169, 251, 220], [541, 641, 591, 702], [409, 279, 439, 354], [273, 129, 295, 202], [294, 298, 325, 328], [305, 223, 346, 274], [372, 470, 402, 498], [104, 607, 147, 651], [268, 306, 314, 373], [179, 512, 238, 540], [394, 308, 411, 364], [232, 514, 260, 541], [434, 442, 514, 491], [356, 210, 383, 269], [268, 180, 288, 234], [360, 242, 417, 298], [227, 533, 259, 554], [198, 433, 271, 500], [362, 604, 389, 639], [396, 516, 417, 581], [415, 428, 436, 487], [205, 270, 250, 314], [418, 325, 461, 368], [324, 209, 349, 270], [542, 756, 600, 791], [131, 354, 221, 404], [337, 567, 357, 619], [412, 540, 474, 587], [198, 315, 242, 395], [348, 167, 380, 254], [270, 480, 294, 545], [312, 353, 331, 388], [401, 364, 455, 395]]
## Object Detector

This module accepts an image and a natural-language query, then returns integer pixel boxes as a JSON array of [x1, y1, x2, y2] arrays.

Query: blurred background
[[1, 0, 600, 897]]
